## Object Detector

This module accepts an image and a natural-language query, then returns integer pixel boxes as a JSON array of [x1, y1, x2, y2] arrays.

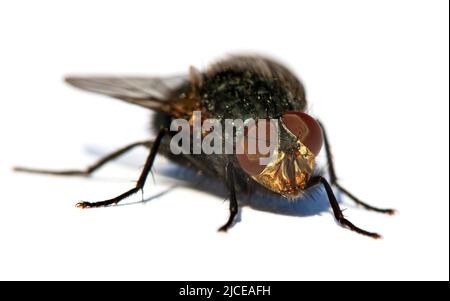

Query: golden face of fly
[[252, 142, 316, 197], [236, 111, 323, 198]]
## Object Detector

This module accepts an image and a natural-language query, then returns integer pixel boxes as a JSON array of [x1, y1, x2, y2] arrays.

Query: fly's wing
[[65, 75, 188, 110]]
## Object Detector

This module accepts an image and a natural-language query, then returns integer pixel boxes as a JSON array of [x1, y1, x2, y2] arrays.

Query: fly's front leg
[[318, 120, 396, 215], [14, 141, 152, 176], [218, 162, 239, 232], [308, 176, 382, 239], [76, 129, 167, 208]]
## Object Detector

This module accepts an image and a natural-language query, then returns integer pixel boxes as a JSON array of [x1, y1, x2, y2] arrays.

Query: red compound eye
[[236, 120, 278, 176], [281, 111, 323, 156]]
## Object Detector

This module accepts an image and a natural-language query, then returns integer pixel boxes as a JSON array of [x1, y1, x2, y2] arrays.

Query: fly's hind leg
[[76, 129, 167, 208], [14, 141, 153, 177], [318, 120, 396, 215]]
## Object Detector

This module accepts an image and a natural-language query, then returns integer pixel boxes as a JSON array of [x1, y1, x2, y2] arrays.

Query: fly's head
[[236, 112, 323, 198]]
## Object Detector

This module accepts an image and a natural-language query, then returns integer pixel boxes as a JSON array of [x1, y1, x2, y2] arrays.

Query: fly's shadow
[[87, 144, 333, 217], [158, 164, 333, 217]]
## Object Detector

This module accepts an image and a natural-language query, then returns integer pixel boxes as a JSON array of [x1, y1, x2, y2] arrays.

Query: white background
[[0, 0, 448, 281]]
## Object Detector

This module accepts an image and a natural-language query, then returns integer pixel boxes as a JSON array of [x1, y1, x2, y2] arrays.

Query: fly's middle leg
[[318, 120, 396, 215], [76, 128, 167, 208]]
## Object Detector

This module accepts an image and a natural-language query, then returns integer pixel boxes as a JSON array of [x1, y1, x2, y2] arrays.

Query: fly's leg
[[218, 162, 239, 232], [75, 129, 167, 208], [14, 141, 152, 177], [308, 176, 381, 239], [318, 121, 396, 215]]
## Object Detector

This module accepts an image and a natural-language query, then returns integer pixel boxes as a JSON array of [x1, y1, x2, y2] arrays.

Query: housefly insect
[[15, 55, 395, 238]]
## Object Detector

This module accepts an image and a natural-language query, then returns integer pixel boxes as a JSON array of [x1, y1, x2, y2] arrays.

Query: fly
[[14, 55, 395, 238]]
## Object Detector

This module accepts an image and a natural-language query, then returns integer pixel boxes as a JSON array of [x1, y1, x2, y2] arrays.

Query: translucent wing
[[65, 74, 188, 110]]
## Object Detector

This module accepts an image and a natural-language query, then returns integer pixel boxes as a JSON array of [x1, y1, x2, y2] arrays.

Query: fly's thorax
[[199, 70, 305, 121]]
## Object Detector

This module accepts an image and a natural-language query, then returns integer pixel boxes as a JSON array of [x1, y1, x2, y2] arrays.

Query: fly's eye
[[281, 111, 323, 156], [236, 120, 277, 176]]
